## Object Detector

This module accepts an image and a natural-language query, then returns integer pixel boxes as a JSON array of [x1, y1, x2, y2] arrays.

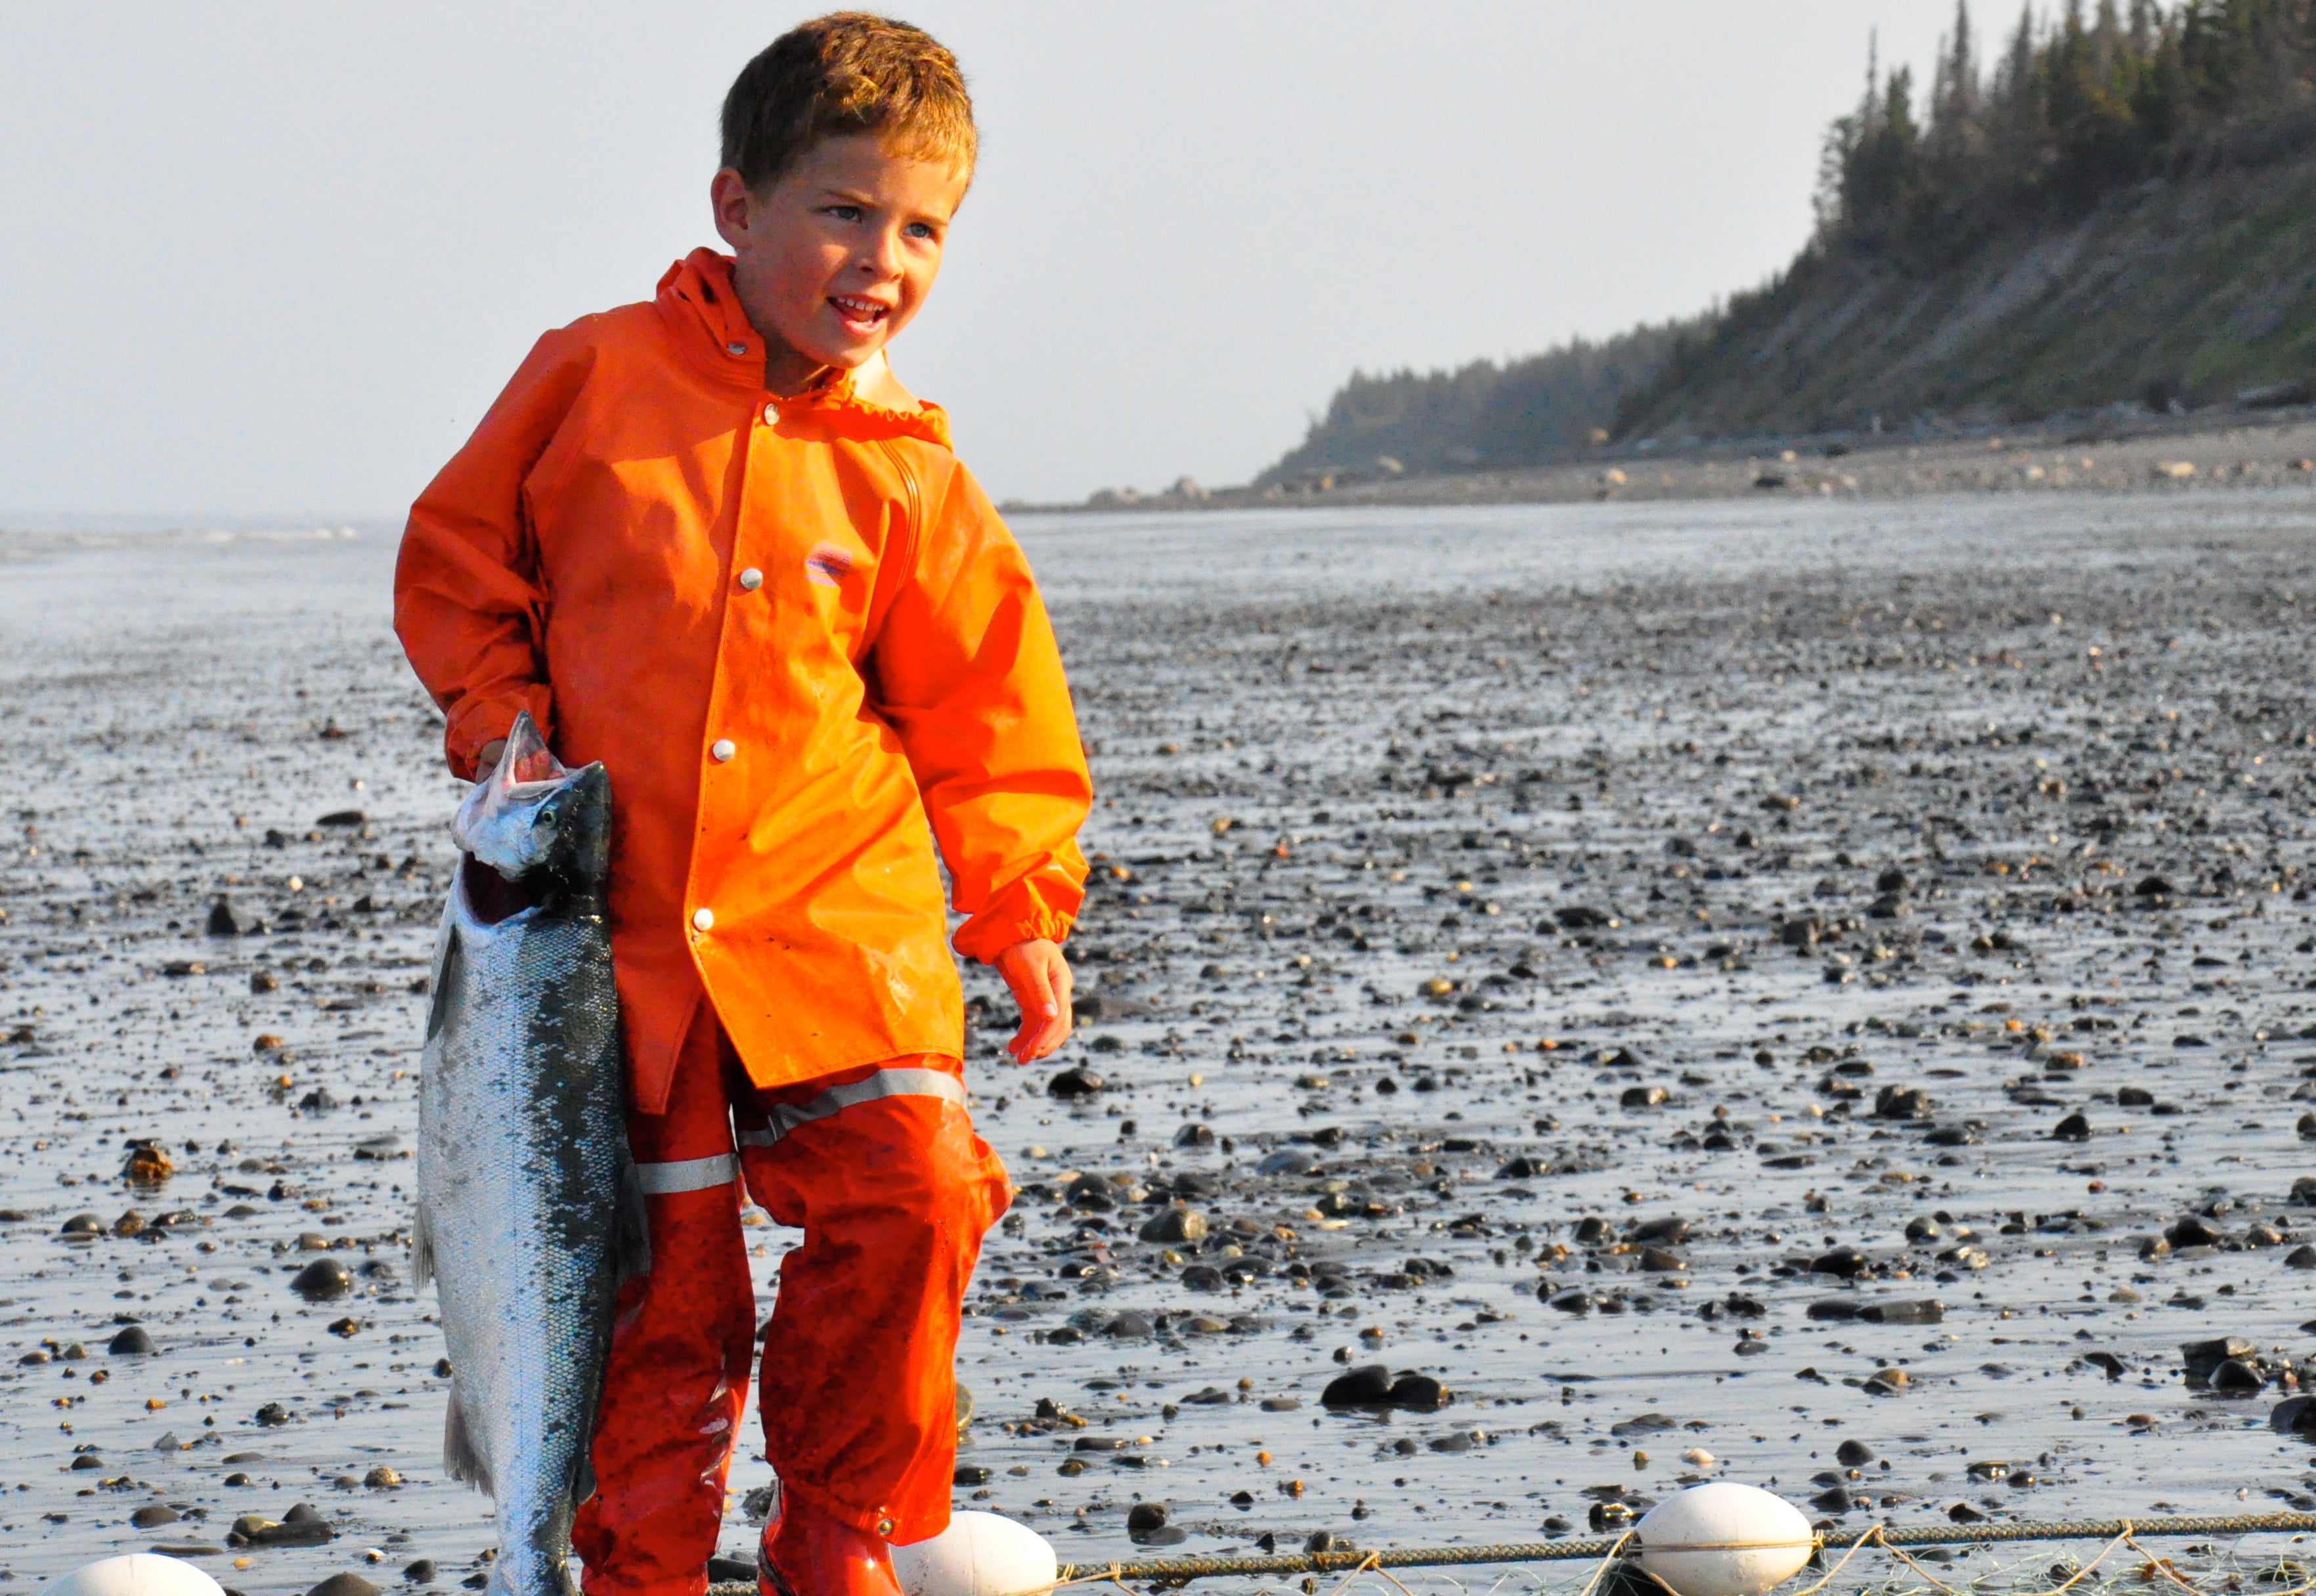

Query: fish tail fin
[[443, 1381, 494, 1495], [613, 1157, 653, 1285], [411, 1202, 435, 1292]]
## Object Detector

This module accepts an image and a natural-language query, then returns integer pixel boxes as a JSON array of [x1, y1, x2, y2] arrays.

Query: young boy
[[393, 16, 1090, 1596]]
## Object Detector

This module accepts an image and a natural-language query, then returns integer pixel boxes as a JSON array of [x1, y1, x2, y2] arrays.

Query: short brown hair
[[720, 13, 976, 192]]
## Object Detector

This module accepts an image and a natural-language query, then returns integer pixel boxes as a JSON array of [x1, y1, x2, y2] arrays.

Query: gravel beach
[[5, 488, 2316, 1590]]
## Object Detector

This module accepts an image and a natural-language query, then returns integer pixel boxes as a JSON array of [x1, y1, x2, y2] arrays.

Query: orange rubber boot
[[759, 1505, 902, 1596]]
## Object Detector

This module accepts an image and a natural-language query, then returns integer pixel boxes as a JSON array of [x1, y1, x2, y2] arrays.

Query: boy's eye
[[827, 204, 863, 223], [904, 221, 937, 241]]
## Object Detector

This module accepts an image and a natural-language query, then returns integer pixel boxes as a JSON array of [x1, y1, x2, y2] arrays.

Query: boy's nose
[[862, 230, 906, 277]]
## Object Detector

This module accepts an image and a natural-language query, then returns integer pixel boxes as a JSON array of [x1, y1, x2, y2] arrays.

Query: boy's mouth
[[828, 295, 892, 337]]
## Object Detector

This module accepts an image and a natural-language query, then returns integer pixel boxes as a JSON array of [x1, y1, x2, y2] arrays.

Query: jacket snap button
[[710, 739, 736, 763], [726, 341, 749, 356], [691, 907, 715, 932], [763, 403, 780, 425], [738, 567, 763, 591], [875, 1518, 894, 1538]]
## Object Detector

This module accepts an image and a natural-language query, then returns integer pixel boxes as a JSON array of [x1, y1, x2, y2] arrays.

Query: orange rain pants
[[572, 1006, 1010, 1596]]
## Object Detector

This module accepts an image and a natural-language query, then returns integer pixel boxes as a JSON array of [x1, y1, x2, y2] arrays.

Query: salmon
[[414, 713, 648, 1595]]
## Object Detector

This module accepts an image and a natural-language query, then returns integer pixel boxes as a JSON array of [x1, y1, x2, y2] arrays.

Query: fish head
[[452, 713, 611, 895]]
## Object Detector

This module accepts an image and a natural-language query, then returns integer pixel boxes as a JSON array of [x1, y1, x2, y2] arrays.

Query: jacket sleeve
[[869, 462, 1093, 964], [393, 330, 594, 778]]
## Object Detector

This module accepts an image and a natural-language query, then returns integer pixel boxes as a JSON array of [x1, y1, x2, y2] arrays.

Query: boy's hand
[[995, 939, 1073, 1064], [468, 738, 507, 779]]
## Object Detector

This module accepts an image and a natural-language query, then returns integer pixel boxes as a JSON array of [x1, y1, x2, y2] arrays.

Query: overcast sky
[[0, 3, 1959, 518]]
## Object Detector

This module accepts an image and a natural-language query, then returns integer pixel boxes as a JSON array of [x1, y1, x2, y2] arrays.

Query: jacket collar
[[655, 249, 950, 448]]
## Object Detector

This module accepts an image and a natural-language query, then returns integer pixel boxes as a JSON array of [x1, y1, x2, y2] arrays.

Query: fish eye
[[535, 807, 560, 830]]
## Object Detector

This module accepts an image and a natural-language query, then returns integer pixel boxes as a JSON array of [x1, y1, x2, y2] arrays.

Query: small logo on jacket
[[805, 544, 855, 588]]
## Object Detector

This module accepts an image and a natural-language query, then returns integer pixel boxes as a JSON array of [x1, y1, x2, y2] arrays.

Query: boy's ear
[[710, 168, 756, 249]]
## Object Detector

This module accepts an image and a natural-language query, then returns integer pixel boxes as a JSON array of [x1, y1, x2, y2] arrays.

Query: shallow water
[[3, 493, 2316, 1590]]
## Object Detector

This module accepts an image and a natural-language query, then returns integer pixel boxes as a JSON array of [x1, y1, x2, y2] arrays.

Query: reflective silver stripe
[[735, 1067, 967, 1150], [634, 1152, 737, 1195]]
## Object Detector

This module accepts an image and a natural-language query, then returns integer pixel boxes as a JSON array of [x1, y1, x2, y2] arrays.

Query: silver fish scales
[[415, 712, 649, 1596]]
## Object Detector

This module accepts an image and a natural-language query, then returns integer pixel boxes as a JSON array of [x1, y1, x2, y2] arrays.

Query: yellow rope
[[1777, 1528, 1875, 1596]]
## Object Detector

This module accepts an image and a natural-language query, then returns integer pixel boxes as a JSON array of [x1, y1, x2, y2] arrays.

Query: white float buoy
[[45, 1555, 226, 1596], [1635, 1482, 1816, 1596], [892, 1509, 1059, 1596]]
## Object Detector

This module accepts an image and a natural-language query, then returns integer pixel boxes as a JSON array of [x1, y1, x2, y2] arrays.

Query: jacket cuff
[[952, 892, 1076, 966], [443, 687, 554, 781]]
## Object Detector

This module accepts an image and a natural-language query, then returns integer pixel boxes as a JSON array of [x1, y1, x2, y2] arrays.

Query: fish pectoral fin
[[411, 1203, 436, 1291], [614, 1157, 653, 1284], [443, 1383, 494, 1496]]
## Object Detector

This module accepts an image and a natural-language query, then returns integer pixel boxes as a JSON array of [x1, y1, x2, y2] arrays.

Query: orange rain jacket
[[395, 249, 1091, 1111]]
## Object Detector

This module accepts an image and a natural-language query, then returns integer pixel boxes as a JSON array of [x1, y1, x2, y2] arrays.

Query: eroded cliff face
[[1616, 157, 2316, 441]]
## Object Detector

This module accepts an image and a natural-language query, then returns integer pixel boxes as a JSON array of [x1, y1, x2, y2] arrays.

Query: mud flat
[[3, 492, 2316, 1589]]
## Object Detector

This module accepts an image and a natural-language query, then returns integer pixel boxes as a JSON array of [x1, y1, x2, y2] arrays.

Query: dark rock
[[1806, 1299, 1860, 1321], [705, 1557, 756, 1583], [59, 1212, 102, 1236], [2271, 1396, 2316, 1434], [1632, 1217, 1690, 1245], [1811, 1247, 1868, 1278], [1874, 1086, 1934, 1119], [2166, 1216, 2222, 1249], [952, 1466, 992, 1486], [1125, 1503, 1169, 1534], [1047, 1067, 1104, 1099], [2050, 1112, 2092, 1142], [402, 1562, 437, 1585], [1387, 1372, 1450, 1409], [2182, 1337, 2256, 1381], [131, 1504, 179, 1528], [206, 901, 241, 936], [305, 1577, 380, 1596], [1321, 1364, 1395, 1406], [1137, 1207, 1207, 1245], [1620, 1086, 1669, 1108], [108, 1325, 156, 1355], [293, 1258, 353, 1301], [1172, 1123, 1213, 1148], [1860, 1299, 1943, 1324], [1835, 1439, 1874, 1465], [2210, 1358, 2267, 1394]]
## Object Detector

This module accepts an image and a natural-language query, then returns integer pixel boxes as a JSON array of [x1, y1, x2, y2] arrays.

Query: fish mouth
[[461, 853, 542, 926]]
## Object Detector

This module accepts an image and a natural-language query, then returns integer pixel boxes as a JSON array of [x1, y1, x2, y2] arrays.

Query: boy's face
[[711, 134, 970, 395]]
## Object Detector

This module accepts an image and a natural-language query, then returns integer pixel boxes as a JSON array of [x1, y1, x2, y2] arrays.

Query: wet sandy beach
[[4, 491, 2316, 1591]]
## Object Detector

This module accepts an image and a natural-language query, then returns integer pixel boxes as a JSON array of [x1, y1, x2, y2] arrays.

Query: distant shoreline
[[1013, 406, 2316, 517]]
